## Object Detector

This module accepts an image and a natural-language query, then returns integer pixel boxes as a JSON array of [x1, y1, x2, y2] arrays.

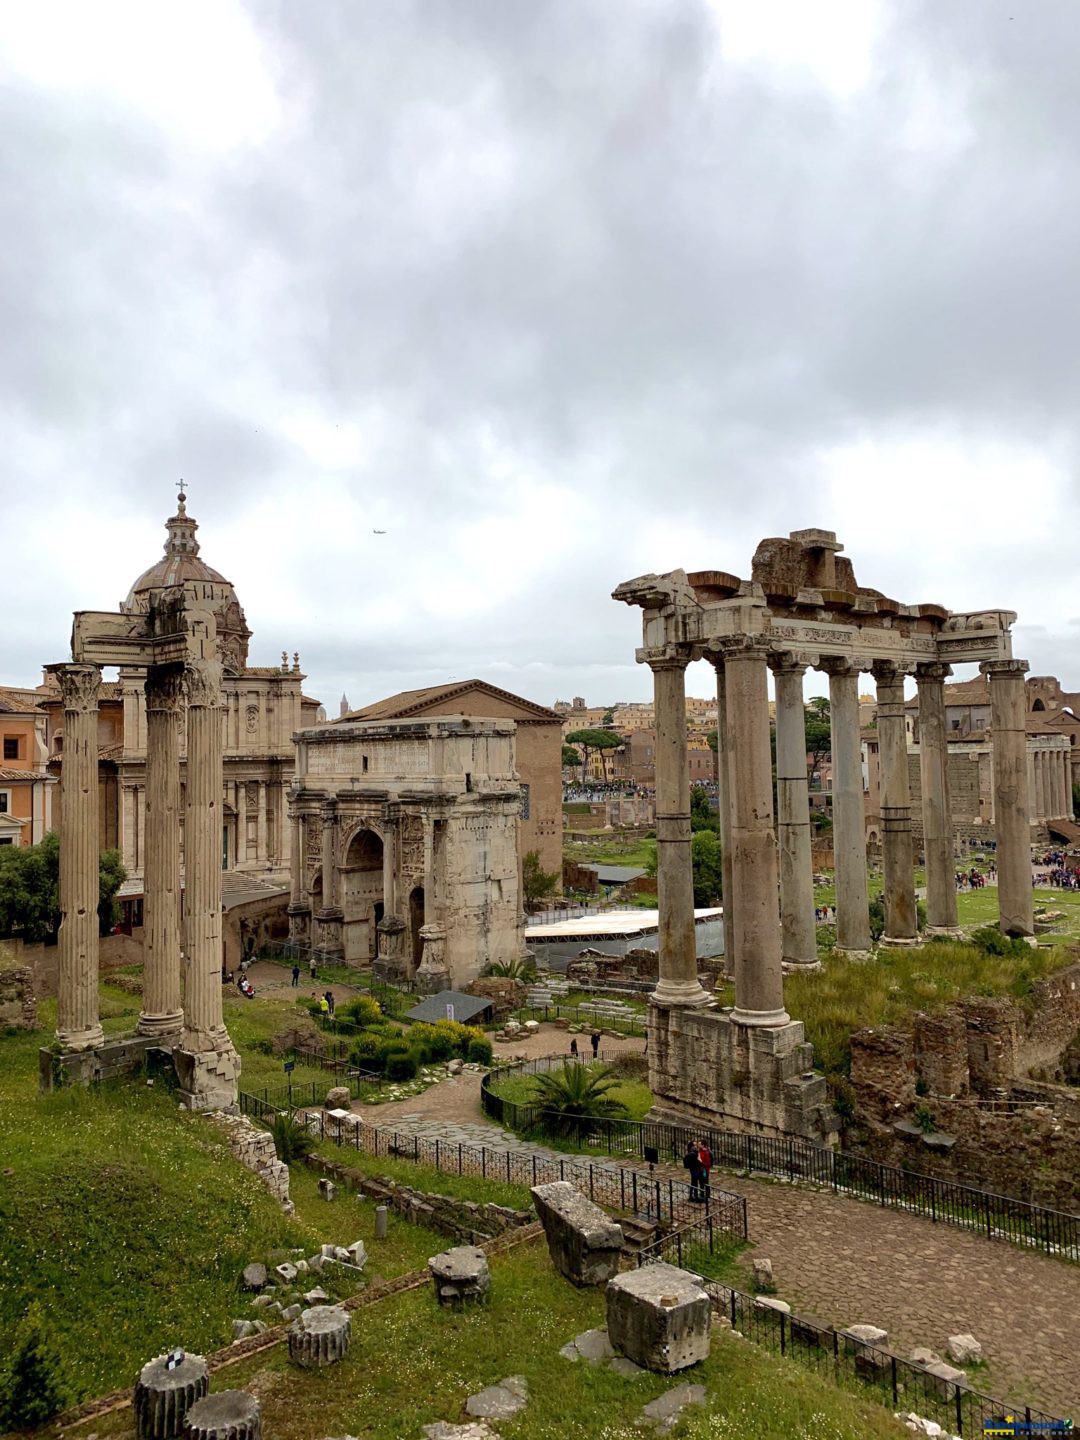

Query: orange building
[[0, 687, 54, 848]]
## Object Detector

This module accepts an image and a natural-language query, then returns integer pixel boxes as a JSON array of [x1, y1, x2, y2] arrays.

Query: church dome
[[122, 490, 252, 674]]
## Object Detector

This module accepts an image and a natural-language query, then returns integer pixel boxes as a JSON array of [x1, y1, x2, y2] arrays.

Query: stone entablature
[[289, 717, 527, 988]]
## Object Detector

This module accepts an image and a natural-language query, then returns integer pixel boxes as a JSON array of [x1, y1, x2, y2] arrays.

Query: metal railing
[[481, 1057, 1080, 1262], [648, 1261, 1060, 1439], [511, 1002, 647, 1037], [238, 1088, 747, 1241]]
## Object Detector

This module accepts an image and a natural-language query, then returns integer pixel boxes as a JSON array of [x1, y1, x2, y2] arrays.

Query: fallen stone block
[[606, 1263, 710, 1375], [345, 1240, 367, 1268], [531, 1181, 623, 1287], [945, 1333, 982, 1365], [422, 1424, 499, 1440], [324, 1086, 351, 1109], [909, 1347, 941, 1368], [559, 1328, 615, 1365], [241, 1263, 267, 1292], [274, 1262, 298, 1284], [318, 1178, 337, 1202], [923, 1360, 966, 1400], [751, 1258, 773, 1289], [281, 1304, 302, 1322], [231, 1320, 255, 1341], [637, 1382, 707, 1434], [464, 1375, 528, 1422], [428, 1245, 491, 1308], [303, 1288, 329, 1305], [753, 1297, 790, 1316]]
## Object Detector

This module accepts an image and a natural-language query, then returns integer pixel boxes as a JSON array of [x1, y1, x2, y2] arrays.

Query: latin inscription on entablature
[[305, 739, 433, 778], [764, 621, 937, 659]]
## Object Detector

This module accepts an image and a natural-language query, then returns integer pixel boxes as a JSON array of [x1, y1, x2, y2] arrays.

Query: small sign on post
[[446, 1003, 455, 1022], [283, 1060, 295, 1074]]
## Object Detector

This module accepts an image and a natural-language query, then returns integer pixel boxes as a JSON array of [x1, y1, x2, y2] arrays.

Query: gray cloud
[[2, 1, 1078, 706]]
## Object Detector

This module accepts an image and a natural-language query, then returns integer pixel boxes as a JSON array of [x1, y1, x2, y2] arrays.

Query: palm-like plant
[[528, 1062, 629, 1139], [268, 1110, 316, 1164]]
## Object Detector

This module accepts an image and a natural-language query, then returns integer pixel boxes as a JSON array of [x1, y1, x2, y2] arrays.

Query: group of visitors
[[568, 1032, 602, 1060], [237, 974, 255, 999], [682, 1139, 713, 1203], [1039, 864, 1080, 890], [814, 903, 835, 923], [312, 990, 336, 1017], [955, 867, 993, 891]]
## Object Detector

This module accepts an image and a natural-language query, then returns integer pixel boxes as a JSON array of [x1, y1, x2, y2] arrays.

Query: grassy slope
[[0, 1005, 446, 1403], [95, 1242, 906, 1440]]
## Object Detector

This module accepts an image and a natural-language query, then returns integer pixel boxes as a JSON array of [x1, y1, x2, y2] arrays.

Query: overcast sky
[[3, 0, 1079, 712]]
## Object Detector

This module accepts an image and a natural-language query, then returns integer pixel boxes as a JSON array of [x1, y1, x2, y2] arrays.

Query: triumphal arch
[[47, 558, 240, 1110], [615, 528, 1031, 1142]]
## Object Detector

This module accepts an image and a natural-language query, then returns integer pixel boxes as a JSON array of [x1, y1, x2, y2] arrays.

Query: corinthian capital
[[145, 665, 186, 713], [184, 660, 223, 708], [54, 663, 101, 713]]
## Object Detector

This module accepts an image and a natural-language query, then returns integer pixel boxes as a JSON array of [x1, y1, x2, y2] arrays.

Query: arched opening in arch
[[1032, 698, 1046, 712], [342, 828, 384, 965], [409, 885, 425, 971]]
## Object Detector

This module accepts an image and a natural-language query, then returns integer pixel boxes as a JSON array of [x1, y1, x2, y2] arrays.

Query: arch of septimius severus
[[615, 528, 1032, 1143]]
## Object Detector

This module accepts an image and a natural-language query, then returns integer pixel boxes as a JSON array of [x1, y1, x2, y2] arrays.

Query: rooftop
[[404, 990, 494, 1025], [339, 679, 560, 725]]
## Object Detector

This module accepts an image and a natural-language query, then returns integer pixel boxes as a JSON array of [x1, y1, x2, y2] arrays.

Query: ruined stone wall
[[211, 1112, 293, 1214], [1022, 966, 1080, 1077], [0, 961, 37, 1029], [907, 750, 984, 841], [15, 930, 145, 1001], [849, 1027, 916, 1121]]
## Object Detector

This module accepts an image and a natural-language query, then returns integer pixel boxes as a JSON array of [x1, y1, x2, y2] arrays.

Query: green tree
[[562, 743, 583, 769], [0, 833, 126, 942], [565, 728, 624, 782], [528, 1061, 629, 1138], [691, 829, 723, 905], [602, 709, 615, 726], [690, 785, 714, 832], [805, 696, 832, 789], [0, 1303, 70, 1431], [522, 849, 559, 904]]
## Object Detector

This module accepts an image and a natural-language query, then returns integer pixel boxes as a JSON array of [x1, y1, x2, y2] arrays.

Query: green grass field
[[563, 835, 658, 868], [84, 1241, 910, 1440]]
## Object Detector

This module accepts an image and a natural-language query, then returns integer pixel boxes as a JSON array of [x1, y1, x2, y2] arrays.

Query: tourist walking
[[291, 963, 300, 987], [697, 1139, 712, 1205], [318, 993, 330, 1017], [682, 1140, 704, 1202], [309, 955, 318, 980], [324, 990, 335, 1017], [590, 1031, 601, 1059], [570, 1038, 579, 1058]]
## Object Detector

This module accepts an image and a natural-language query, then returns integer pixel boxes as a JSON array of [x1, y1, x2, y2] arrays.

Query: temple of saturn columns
[[45, 572, 240, 1110], [614, 528, 1033, 1143]]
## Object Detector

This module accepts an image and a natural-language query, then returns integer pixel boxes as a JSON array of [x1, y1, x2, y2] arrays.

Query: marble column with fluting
[[824, 659, 872, 953], [1033, 750, 1046, 820], [236, 781, 247, 865], [257, 782, 268, 864], [183, 661, 229, 1050], [53, 663, 104, 1051], [873, 661, 918, 944], [1053, 750, 1067, 818], [916, 664, 959, 932], [981, 659, 1033, 937], [711, 660, 736, 976], [321, 799, 338, 909], [726, 640, 789, 1025], [1063, 750, 1074, 818], [770, 655, 817, 967], [650, 652, 710, 1007], [139, 665, 184, 1037], [287, 798, 309, 942]]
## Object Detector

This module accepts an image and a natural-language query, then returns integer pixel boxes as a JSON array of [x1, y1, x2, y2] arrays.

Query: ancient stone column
[[314, 798, 344, 959], [872, 662, 918, 945], [823, 660, 872, 954], [53, 663, 104, 1051], [1033, 749, 1047, 820], [649, 652, 710, 1007], [916, 664, 959, 933], [236, 780, 247, 865], [134, 1350, 209, 1440], [981, 659, 1033, 937], [1062, 750, 1074, 818], [139, 666, 184, 1038], [286, 800, 309, 943], [770, 655, 817, 967], [257, 782, 268, 863], [182, 660, 230, 1051], [725, 639, 788, 1025], [711, 660, 736, 976], [1052, 750, 1066, 818]]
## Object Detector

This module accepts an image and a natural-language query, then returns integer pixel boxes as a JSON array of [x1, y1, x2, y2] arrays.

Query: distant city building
[[0, 686, 54, 847]]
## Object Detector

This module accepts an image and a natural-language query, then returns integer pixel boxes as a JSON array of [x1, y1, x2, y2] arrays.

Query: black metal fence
[[238, 1088, 747, 1240], [482, 1058, 1080, 1262], [646, 1256, 1061, 1439]]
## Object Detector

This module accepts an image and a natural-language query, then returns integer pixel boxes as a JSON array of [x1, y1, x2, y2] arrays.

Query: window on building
[[3, 737, 19, 760], [0, 836, 13, 846], [0, 792, 8, 813]]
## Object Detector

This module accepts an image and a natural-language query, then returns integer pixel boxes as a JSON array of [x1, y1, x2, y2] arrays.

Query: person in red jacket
[[697, 1140, 712, 1204]]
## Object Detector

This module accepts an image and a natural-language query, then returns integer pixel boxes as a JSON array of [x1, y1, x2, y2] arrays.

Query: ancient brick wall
[[0, 963, 37, 1029], [849, 1027, 917, 1120], [914, 1010, 969, 1098], [962, 996, 1021, 1090]]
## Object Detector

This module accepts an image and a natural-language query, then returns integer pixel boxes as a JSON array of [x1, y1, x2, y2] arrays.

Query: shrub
[[385, 1049, 419, 1081], [827, 1073, 856, 1124], [0, 1303, 70, 1431], [349, 1032, 382, 1065], [268, 1111, 315, 1163], [970, 925, 1030, 958], [914, 1103, 936, 1135], [340, 994, 383, 1029], [466, 1035, 493, 1065], [409, 1022, 457, 1062]]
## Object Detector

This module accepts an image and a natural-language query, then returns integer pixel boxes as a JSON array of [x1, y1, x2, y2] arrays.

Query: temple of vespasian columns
[[44, 568, 240, 1110], [614, 528, 1033, 1143]]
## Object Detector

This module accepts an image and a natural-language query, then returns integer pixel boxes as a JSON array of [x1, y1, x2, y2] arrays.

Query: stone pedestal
[[313, 907, 344, 961], [982, 659, 1034, 937], [287, 904, 311, 945], [134, 1352, 209, 1440], [428, 1245, 491, 1307], [415, 924, 451, 994], [52, 663, 105, 1051], [646, 1003, 838, 1146], [373, 914, 408, 983], [174, 1047, 242, 1113], [531, 1181, 623, 1286], [140, 666, 184, 1038], [606, 1263, 710, 1374], [287, 1305, 351, 1368], [182, 1391, 260, 1440]]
